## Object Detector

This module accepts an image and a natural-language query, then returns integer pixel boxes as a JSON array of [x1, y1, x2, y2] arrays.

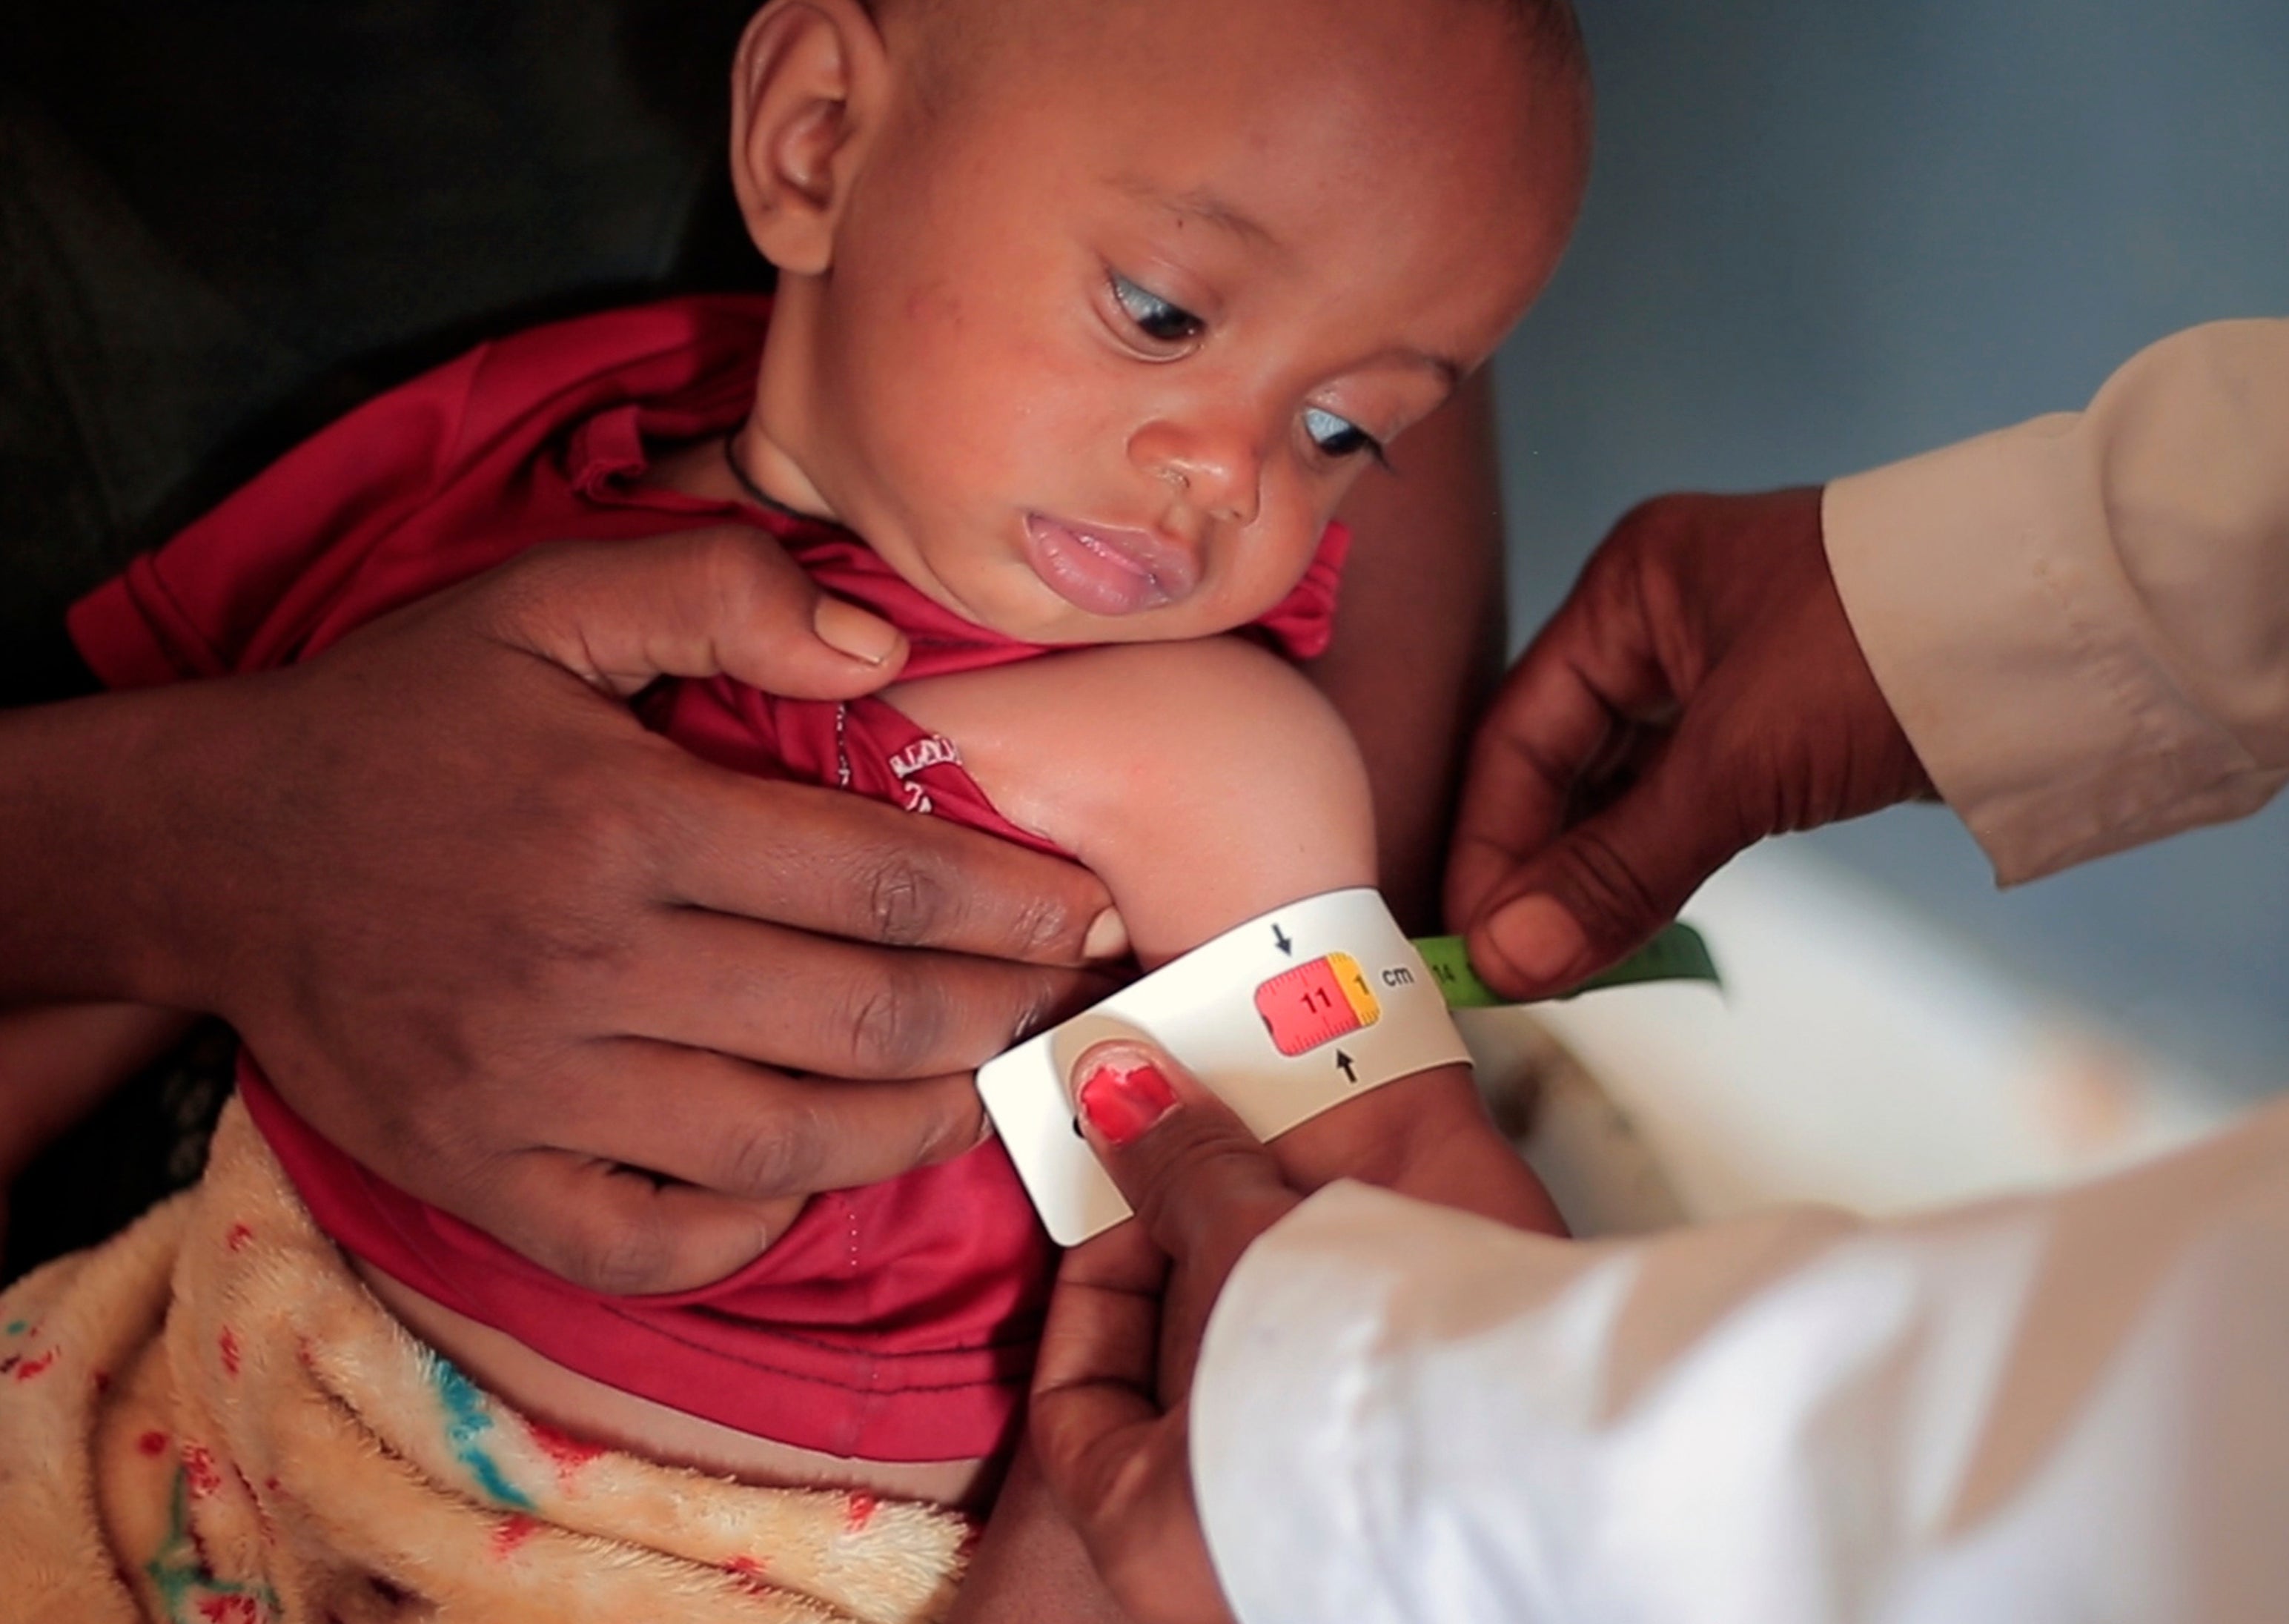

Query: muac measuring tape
[[977, 887, 1717, 1244]]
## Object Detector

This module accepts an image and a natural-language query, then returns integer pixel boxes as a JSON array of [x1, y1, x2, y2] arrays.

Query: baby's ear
[[729, 0, 890, 275]]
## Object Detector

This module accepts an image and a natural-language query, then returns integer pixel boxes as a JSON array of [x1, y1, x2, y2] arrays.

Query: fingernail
[[1077, 1062, 1177, 1147], [1081, 907, 1130, 963], [812, 597, 902, 666], [1489, 895, 1586, 987]]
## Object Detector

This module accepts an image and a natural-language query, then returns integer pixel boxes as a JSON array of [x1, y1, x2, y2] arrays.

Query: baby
[[0, 0, 1589, 1618]]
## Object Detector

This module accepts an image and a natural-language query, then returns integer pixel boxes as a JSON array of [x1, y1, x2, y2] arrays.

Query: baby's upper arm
[[883, 637, 1378, 967], [892, 637, 1566, 1239], [890, 640, 1564, 1237]]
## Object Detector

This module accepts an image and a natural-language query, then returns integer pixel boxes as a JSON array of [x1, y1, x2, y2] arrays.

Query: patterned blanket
[[0, 1101, 970, 1623]]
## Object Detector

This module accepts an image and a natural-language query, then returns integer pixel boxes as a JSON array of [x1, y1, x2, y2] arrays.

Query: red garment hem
[[239, 1071, 1031, 1463]]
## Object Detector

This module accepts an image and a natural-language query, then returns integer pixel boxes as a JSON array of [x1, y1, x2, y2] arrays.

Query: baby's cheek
[[1193, 519, 1330, 634]]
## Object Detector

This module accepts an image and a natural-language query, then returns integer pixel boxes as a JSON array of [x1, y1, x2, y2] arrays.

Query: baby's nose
[[1127, 417, 1264, 526]]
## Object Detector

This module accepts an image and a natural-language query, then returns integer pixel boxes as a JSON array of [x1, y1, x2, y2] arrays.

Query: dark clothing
[[1, 0, 762, 1277]]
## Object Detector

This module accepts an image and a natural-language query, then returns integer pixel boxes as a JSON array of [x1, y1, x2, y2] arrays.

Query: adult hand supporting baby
[[1032, 1039, 1304, 1624], [1, 526, 1119, 1292], [1445, 488, 1935, 998]]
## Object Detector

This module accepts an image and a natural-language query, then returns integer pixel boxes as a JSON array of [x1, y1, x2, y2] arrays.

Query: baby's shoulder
[[884, 639, 1376, 961], [887, 637, 1362, 811]]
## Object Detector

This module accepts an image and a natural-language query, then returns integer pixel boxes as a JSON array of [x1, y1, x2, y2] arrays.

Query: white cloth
[[1190, 318, 2289, 1624]]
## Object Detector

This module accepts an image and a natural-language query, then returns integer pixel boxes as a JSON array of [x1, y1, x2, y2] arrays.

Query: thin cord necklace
[[721, 431, 826, 526]]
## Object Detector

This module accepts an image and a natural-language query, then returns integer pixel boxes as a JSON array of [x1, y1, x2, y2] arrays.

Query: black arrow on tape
[[1335, 1050, 1357, 1082], [1272, 923, 1293, 955]]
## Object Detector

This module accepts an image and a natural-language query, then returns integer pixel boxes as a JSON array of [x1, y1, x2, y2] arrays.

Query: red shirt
[[70, 295, 1346, 1462]]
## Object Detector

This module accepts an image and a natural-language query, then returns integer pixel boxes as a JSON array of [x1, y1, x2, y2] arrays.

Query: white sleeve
[[1823, 318, 2289, 884], [1190, 1096, 2289, 1624]]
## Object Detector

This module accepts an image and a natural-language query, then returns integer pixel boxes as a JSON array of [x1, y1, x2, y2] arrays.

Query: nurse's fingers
[[1069, 1041, 1301, 1290], [1065, 1039, 1302, 1402], [1033, 1242, 1236, 1624], [1443, 508, 1683, 936], [1028, 1403, 1232, 1624], [1445, 487, 1931, 999], [1445, 628, 1654, 939], [1031, 1041, 1294, 1621]]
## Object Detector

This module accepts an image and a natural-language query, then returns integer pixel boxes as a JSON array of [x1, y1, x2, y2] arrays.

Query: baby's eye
[[1302, 406, 1383, 461], [1110, 274, 1205, 345]]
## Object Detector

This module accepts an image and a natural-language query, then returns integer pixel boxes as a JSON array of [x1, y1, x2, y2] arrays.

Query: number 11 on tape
[[1253, 952, 1380, 1055]]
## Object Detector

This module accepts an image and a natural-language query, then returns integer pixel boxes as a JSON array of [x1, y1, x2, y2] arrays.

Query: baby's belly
[[353, 1259, 993, 1508]]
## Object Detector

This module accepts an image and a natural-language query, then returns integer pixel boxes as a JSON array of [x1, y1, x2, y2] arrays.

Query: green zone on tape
[[1411, 921, 1720, 1009]]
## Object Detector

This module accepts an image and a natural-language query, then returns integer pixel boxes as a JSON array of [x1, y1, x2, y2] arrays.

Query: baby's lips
[[1104, 524, 1200, 601], [1022, 511, 1201, 615]]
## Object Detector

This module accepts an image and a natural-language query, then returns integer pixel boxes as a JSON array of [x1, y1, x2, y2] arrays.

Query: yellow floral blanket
[[0, 1101, 969, 1623]]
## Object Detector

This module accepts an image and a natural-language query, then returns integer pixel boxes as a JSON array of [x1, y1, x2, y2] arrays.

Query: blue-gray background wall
[[1492, 1, 2289, 1100]]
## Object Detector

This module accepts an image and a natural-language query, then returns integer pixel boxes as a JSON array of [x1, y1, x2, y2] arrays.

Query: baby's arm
[[890, 636, 1561, 1231], [897, 636, 1560, 1620]]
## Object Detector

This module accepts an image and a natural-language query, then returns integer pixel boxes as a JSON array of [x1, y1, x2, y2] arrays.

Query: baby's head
[[726, 0, 1589, 644]]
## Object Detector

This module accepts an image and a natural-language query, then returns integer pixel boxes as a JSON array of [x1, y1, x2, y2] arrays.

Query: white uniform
[[1190, 320, 2289, 1624]]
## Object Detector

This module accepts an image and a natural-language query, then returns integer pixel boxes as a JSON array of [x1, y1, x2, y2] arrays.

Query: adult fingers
[[476, 526, 912, 701], [607, 906, 1115, 1080], [1444, 638, 1620, 932], [655, 763, 1126, 969], [1030, 1396, 1230, 1624], [1034, 1038, 1275, 1624], [1069, 1039, 1301, 1347], [1036, 1230, 1168, 1438], [1444, 541, 1680, 934], [1454, 486, 1931, 1000], [477, 1150, 803, 1293], [1034, 1233, 1236, 1624], [547, 1040, 993, 1199], [1461, 720, 1752, 998]]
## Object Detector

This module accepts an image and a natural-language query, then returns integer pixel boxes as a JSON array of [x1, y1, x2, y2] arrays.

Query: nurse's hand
[[132, 528, 1122, 1292], [1446, 488, 1933, 998], [1032, 1040, 1303, 1624]]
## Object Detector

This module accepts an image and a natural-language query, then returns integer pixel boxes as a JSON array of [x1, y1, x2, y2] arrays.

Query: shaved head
[[866, 0, 1590, 168]]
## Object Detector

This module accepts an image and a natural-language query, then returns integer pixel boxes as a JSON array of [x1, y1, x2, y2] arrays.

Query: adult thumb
[[1462, 740, 1752, 1001], [484, 523, 910, 701], [1069, 1040, 1301, 1273]]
